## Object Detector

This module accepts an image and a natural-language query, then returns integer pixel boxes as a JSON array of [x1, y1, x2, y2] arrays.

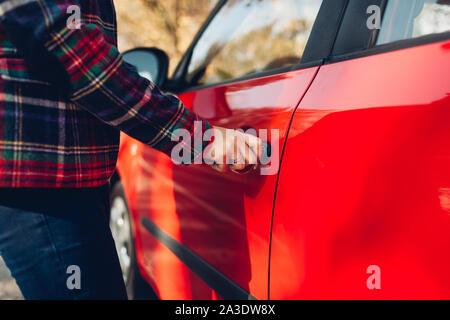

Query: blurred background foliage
[[116, 0, 217, 74], [116, 0, 318, 84]]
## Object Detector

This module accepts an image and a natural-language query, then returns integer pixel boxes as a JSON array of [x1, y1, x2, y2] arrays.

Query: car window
[[377, 0, 450, 45], [186, 0, 323, 86]]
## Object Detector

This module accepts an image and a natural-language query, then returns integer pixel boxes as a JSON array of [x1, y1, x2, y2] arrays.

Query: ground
[[0, 256, 23, 300]]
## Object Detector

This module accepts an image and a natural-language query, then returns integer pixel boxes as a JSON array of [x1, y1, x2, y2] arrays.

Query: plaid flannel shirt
[[0, 0, 211, 188]]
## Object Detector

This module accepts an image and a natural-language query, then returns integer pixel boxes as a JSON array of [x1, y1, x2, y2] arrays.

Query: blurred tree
[[116, 0, 217, 74]]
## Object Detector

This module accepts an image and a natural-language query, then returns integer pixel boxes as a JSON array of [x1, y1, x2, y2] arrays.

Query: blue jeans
[[0, 185, 127, 300]]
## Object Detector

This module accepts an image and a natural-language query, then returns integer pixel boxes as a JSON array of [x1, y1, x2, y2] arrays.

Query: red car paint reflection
[[117, 40, 450, 299]]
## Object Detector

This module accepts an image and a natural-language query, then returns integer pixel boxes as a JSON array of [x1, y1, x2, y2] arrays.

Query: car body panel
[[117, 67, 319, 299], [270, 40, 450, 299]]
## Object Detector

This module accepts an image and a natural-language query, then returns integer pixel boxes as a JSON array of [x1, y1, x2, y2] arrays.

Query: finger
[[202, 142, 215, 164], [225, 133, 238, 166], [229, 164, 246, 171], [228, 146, 246, 172], [212, 163, 228, 173], [245, 134, 263, 160], [215, 132, 228, 166], [242, 137, 258, 165], [229, 155, 246, 171], [225, 133, 245, 171]]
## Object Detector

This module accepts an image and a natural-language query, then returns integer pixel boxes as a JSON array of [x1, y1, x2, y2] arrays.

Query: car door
[[125, 0, 337, 300], [270, 0, 450, 299]]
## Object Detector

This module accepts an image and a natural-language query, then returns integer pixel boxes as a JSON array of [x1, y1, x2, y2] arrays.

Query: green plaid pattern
[[0, 0, 211, 187]]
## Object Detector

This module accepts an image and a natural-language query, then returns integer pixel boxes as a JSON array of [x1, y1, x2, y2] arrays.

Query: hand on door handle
[[204, 127, 272, 174], [204, 126, 267, 174], [231, 140, 272, 175]]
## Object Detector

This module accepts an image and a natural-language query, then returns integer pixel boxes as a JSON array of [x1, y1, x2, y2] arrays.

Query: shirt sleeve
[[0, 0, 211, 161]]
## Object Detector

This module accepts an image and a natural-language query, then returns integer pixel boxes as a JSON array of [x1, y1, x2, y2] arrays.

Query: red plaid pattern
[[0, 0, 211, 188]]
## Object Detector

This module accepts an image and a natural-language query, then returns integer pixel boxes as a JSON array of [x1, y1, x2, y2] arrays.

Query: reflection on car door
[[270, 1, 450, 298], [133, 0, 324, 299]]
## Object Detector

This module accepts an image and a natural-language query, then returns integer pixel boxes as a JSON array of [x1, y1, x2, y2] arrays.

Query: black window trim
[[329, 30, 450, 64], [327, 0, 450, 65], [165, 0, 349, 94], [141, 217, 256, 300]]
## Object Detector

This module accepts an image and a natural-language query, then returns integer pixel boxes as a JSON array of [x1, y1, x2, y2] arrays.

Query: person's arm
[[0, 0, 262, 170], [0, 0, 210, 160]]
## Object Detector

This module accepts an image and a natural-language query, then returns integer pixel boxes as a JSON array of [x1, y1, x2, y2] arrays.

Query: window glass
[[186, 0, 323, 86], [377, 0, 450, 45]]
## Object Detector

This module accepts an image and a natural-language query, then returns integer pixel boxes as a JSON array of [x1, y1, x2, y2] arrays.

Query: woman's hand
[[204, 126, 263, 173]]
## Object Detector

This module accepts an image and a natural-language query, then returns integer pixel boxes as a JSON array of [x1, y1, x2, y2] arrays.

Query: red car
[[110, 0, 450, 300]]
